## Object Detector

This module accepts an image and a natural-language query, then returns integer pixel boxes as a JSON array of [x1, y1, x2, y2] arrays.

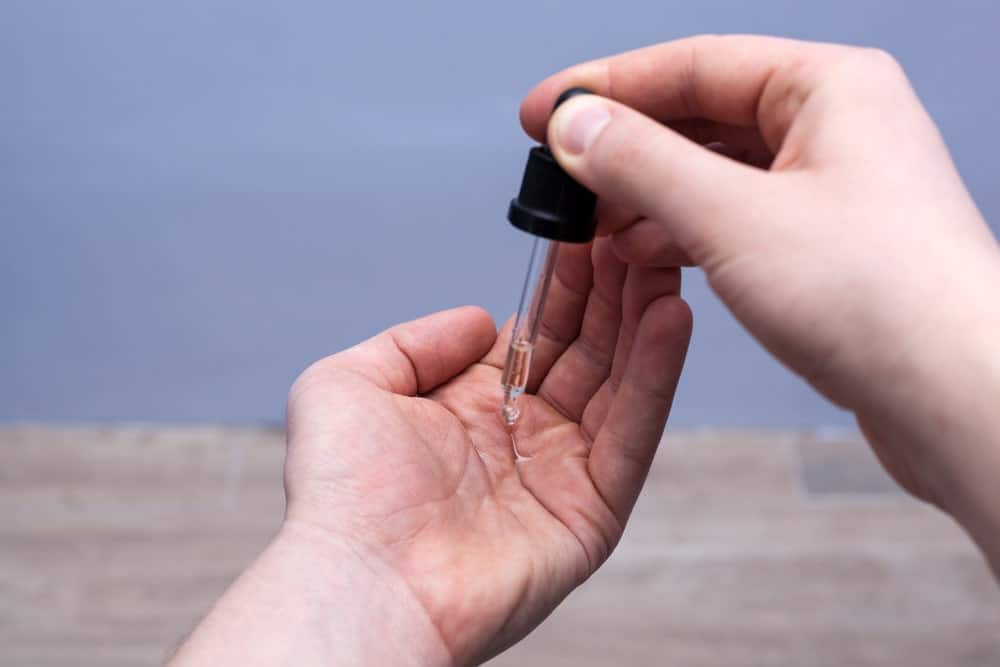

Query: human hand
[[282, 241, 690, 665], [520, 36, 1000, 564]]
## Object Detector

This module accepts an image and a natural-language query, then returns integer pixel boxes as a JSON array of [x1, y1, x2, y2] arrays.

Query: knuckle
[[861, 47, 902, 71], [595, 116, 669, 183], [594, 117, 643, 170], [287, 362, 322, 404], [288, 355, 341, 401], [841, 46, 906, 82]]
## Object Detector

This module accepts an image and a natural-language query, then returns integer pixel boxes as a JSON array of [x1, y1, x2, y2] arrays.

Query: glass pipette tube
[[500, 236, 561, 427]]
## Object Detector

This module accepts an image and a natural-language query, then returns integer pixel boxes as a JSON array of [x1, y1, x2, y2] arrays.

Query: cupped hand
[[519, 36, 1000, 536], [284, 240, 690, 665]]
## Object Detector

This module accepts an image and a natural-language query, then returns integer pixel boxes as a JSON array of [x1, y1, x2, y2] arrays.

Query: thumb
[[547, 94, 771, 265], [298, 306, 497, 397]]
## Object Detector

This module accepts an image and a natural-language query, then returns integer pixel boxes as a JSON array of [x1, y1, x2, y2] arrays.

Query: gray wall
[[3, 1, 998, 426]]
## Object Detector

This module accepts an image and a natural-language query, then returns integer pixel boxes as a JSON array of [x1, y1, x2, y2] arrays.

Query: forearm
[[872, 249, 1000, 575], [917, 340, 1000, 575], [168, 520, 452, 667]]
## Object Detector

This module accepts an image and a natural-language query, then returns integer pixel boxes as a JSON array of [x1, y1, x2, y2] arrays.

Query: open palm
[[283, 240, 690, 665]]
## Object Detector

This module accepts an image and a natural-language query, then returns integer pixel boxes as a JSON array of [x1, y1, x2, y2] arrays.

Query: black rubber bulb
[[507, 87, 598, 244]]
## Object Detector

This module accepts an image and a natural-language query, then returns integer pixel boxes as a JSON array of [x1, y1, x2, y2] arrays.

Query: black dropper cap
[[507, 87, 597, 244]]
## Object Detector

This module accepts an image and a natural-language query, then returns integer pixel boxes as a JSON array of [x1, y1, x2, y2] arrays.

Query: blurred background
[[3, 2, 1000, 666], [4, 0, 999, 427]]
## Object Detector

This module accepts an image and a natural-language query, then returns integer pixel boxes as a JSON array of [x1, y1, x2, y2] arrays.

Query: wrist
[[170, 519, 454, 667], [863, 255, 1000, 572], [273, 519, 455, 667], [915, 334, 1000, 574]]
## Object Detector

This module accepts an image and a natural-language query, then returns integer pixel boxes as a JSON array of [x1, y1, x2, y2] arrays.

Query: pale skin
[[170, 35, 1000, 666]]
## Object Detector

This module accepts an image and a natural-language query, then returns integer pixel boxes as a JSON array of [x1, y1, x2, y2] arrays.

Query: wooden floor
[[1, 426, 997, 666]]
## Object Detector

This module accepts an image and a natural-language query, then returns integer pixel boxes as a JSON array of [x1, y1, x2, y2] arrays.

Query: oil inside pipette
[[500, 339, 534, 427]]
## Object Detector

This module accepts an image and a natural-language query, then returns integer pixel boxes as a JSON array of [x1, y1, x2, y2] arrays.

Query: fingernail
[[555, 100, 611, 155]]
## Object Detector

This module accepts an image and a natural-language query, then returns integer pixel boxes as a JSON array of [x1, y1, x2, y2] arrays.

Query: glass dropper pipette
[[499, 87, 598, 428], [500, 236, 560, 425]]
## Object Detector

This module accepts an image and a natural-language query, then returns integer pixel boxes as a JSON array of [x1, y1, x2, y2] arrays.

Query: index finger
[[520, 34, 845, 149]]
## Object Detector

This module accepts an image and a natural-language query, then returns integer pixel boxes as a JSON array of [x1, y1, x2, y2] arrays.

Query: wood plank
[[0, 426, 996, 666]]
